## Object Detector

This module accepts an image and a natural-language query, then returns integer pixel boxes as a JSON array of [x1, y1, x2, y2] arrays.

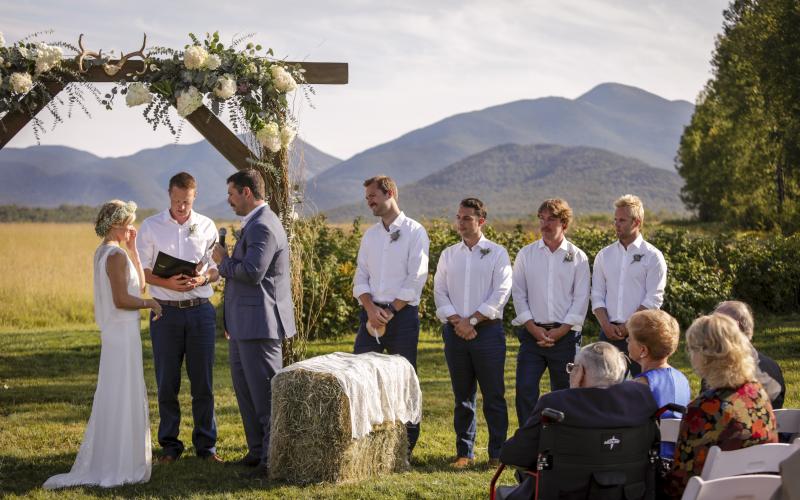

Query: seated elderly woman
[[626, 310, 691, 458], [499, 342, 657, 499], [714, 300, 785, 409], [665, 313, 778, 499]]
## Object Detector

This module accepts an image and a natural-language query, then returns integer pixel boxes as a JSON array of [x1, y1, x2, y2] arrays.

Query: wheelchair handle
[[542, 408, 565, 423], [654, 403, 687, 418]]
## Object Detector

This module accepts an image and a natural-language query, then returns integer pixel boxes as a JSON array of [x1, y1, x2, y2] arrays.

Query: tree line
[[677, 0, 800, 233]]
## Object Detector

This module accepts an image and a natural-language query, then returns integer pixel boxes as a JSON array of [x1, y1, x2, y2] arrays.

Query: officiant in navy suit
[[212, 169, 297, 479]]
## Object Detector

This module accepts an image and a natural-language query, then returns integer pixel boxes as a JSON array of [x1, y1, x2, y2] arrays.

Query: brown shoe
[[450, 456, 474, 469], [157, 454, 178, 465], [201, 453, 224, 464], [487, 458, 501, 468]]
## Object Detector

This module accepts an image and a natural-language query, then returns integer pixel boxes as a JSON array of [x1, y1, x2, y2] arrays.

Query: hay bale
[[269, 368, 410, 484]]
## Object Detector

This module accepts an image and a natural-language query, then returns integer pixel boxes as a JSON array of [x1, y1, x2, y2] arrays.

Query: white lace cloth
[[276, 352, 422, 439]]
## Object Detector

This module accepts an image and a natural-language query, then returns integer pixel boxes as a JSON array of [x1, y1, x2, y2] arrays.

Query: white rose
[[205, 54, 221, 70], [270, 65, 297, 93], [125, 82, 153, 107], [0, 32, 5, 48], [175, 86, 204, 117], [213, 75, 236, 100], [17, 46, 29, 59], [9, 72, 33, 94], [256, 122, 282, 152], [280, 125, 296, 148], [33, 43, 63, 74], [183, 45, 208, 70]]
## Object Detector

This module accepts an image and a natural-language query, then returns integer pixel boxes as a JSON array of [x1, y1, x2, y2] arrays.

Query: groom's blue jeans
[[150, 301, 217, 458]]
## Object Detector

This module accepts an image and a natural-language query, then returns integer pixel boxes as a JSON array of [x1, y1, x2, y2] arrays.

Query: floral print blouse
[[664, 381, 778, 498]]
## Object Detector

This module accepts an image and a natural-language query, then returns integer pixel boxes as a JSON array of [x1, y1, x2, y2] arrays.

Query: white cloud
[[1, 0, 729, 159]]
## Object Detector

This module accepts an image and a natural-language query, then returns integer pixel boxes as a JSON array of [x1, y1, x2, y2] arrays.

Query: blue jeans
[[443, 321, 508, 459], [515, 327, 581, 426], [150, 301, 217, 458], [354, 305, 421, 453]]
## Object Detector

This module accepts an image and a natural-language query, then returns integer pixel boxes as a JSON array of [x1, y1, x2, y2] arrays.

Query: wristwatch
[[386, 303, 398, 315], [469, 316, 478, 326]]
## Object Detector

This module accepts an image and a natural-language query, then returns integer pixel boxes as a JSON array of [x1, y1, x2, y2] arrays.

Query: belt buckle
[[178, 299, 193, 309]]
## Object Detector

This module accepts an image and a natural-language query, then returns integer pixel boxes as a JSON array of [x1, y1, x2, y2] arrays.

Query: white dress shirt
[[511, 238, 591, 330], [433, 235, 512, 323], [590, 234, 667, 323], [137, 209, 218, 300], [353, 212, 430, 306]]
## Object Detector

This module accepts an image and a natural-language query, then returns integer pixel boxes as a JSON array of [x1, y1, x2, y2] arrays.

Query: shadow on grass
[[0, 453, 293, 497], [0, 346, 101, 380]]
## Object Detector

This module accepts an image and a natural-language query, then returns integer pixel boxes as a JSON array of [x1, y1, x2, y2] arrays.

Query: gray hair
[[714, 300, 755, 340], [575, 342, 627, 388]]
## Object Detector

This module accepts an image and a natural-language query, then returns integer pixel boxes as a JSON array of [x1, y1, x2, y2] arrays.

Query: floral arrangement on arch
[[110, 31, 302, 153], [0, 30, 302, 153], [0, 30, 98, 140]]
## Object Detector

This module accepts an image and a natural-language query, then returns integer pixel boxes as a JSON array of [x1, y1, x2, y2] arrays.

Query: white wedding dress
[[44, 244, 151, 489]]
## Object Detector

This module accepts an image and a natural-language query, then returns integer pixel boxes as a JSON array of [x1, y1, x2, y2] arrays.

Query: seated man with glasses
[[498, 342, 657, 500]]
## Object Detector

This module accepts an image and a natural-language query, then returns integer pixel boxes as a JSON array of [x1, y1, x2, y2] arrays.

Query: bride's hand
[[124, 226, 138, 253], [147, 298, 162, 320]]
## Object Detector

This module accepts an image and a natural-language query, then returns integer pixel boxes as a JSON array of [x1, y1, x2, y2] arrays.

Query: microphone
[[219, 227, 227, 248]]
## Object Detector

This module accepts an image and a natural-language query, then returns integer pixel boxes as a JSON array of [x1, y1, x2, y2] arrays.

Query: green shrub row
[[294, 216, 800, 340]]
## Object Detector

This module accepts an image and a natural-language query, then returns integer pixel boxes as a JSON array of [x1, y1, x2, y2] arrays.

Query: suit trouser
[[354, 305, 421, 453], [149, 301, 217, 457], [229, 337, 283, 465], [599, 329, 641, 377], [514, 327, 580, 426], [443, 321, 508, 459]]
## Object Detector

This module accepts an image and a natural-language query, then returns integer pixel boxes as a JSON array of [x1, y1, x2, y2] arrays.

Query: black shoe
[[240, 464, 269, 479], [228, 455, 260, 467]]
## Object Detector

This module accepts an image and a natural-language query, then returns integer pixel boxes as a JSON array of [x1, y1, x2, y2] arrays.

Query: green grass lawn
[[1, 316, 799, 499]]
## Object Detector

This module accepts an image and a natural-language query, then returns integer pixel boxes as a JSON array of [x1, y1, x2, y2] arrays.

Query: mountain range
[[0, 138, 339, 219], [0, 82, 694, 220], [326, 143, 686, 221], [304, 82, 693, 212]]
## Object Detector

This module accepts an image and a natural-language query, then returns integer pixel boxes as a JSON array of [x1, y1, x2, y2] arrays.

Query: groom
[[212, 169, 296, 479]]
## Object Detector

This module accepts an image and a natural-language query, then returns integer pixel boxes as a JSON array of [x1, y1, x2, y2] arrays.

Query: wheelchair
[[490, 404, 685, 500]]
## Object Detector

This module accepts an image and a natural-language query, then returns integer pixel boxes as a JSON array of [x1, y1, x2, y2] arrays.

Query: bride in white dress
[[44, 200, 162, 489]]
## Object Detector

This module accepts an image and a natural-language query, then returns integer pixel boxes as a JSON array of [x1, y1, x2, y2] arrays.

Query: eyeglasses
[[566, 362, 577, 374]]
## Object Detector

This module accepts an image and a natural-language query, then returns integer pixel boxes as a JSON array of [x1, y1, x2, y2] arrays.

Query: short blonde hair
[[615, 194, 644, 223], [576, 341, 627, 388], [538, 198, 573, 229], [686, 314, 756, 389], [94, 200, 137, 237], [627, 310, 680, 360], [363, 175, 398, 200], [714, 300, 755, 340]]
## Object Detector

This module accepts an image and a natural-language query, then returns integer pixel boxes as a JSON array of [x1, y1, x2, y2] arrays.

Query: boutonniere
[[563, 251, 575, 263], [480, 247, 491, 259], [389, 229, 401, 243], [632, 253, 644, 263], [188, 223, 198, 235]]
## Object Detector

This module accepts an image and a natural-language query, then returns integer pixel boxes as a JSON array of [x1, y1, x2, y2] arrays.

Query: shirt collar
[[459, 234, 489, 252], [164, 209, 195, 227], [241, 203, 266, 227], [388, 211, 407, 230], [618, 233, 644, 251], [537, 237, 570, 253]]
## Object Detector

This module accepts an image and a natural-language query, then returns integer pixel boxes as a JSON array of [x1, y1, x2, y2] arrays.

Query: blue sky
[[2, 0, 730, 159]]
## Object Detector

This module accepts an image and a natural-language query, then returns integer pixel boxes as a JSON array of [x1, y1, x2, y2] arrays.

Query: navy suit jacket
[[219, 205, 297, 341], [500, 381, 658, 469]]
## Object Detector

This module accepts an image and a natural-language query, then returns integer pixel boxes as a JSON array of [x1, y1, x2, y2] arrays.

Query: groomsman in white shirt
[[511, 199, 590, 426], [353, 175, 430, 456], [591, 194, 667, 376], [434, 198, 512, 469]]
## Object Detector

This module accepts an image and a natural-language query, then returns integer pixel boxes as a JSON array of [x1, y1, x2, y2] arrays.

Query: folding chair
[[775, 408, 800, 435], [680, 474, 781, 500], [700, 440, 800, 480]]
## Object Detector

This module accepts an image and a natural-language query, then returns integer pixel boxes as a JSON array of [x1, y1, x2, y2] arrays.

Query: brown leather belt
[[535, 322, 562, 329], [477, 319, 502, 327], [155, 297, 210, 309]]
